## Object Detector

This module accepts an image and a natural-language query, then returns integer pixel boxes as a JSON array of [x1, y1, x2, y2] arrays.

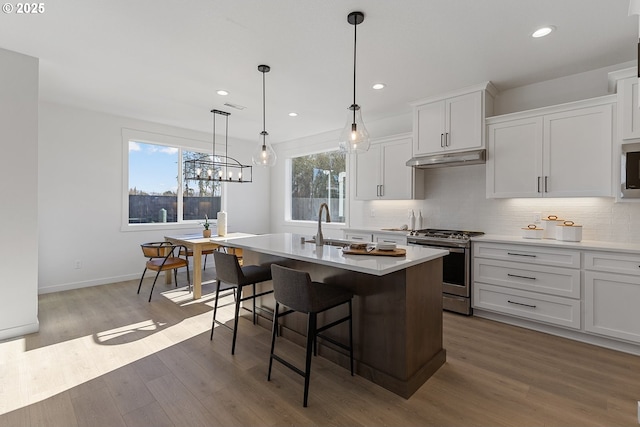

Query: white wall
[[38, 102, 270, 294], [0, 48, 39, 339], [272, 62, 640, 244]]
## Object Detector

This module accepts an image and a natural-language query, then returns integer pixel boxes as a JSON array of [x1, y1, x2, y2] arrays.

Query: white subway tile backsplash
[[356, 164, 640, 244]]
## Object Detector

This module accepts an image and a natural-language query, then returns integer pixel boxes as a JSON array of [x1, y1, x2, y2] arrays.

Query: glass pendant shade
[[252, 131, 277, 167], [339, 104, 370, 154]]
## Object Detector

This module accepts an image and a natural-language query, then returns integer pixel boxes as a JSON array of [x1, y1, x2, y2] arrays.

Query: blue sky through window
[[129, 141, 178, 195]]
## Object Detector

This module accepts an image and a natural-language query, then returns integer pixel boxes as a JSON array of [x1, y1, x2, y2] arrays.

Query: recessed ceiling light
[[532, 26, 555, 38], [372, 83, 386, 90], [216, 90, 229, 96], [288, 112, 298, 117]]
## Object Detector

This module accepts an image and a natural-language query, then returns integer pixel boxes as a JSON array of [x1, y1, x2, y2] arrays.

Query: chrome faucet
[[316, 203, 331, 246]]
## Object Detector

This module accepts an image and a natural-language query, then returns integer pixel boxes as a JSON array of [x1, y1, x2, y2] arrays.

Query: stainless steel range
[[406, 229, 484, 315]]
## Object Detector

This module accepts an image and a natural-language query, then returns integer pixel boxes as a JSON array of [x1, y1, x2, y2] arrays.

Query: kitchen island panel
[[242, 249, 445, 399]]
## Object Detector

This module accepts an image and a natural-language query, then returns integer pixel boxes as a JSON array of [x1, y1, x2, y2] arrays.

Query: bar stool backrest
[[213, 250, 244, 285], [270, 264, 316, 313]]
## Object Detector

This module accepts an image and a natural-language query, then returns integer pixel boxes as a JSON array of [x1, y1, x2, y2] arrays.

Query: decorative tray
[[342, 247, 406, 257]]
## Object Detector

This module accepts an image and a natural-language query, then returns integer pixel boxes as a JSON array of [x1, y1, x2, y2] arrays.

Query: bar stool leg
[[252, 283, 257, 324], [268, 302, 279, 381], [231, 286, 242, 355], [349, 300, 354, 376], [210, 280, 221, 340], [303, 313, 316, 408]]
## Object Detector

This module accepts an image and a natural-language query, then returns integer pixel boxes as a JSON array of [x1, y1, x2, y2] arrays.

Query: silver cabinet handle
[[544, 176, 549, 193], [445, 132, 449, 147], [537, 176, 541, 193], [507, 273, 537, 280], [440, 133, 444, 148], [508, 300, 537, 309], [379, 185, 383, 197], [507, 252, 537, 257]]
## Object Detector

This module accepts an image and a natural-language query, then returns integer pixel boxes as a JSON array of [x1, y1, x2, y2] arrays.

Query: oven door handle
[[410, 244, 464, 253]]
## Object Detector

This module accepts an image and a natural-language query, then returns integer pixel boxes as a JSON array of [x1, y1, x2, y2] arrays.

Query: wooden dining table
[[164, 232, 255, 299]]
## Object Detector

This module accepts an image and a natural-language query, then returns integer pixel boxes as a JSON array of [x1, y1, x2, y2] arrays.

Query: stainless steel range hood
[[406, 149, 485, 169]]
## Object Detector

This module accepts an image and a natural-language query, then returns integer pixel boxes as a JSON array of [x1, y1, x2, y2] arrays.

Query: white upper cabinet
[[486, 96, 615, 198], [618, 76, 640, 140], [411, 83, 496, 156], [352, 135, 424, 200]]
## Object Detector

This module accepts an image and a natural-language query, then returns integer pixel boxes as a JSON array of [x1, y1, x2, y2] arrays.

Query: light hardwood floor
[[1, 272, 640, 427]]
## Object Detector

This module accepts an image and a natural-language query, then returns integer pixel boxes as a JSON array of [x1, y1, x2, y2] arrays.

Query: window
[[124, 129, 221, 228], [290, 150, 346, 223]]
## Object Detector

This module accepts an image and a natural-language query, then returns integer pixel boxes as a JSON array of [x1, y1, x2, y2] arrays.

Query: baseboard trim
[[38, 274, 140, 294], [0, 320, 39, 341], [474, 309, 640, 357]]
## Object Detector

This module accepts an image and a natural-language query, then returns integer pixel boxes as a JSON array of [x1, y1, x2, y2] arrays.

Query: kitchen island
[[216, 232, 448, 398]]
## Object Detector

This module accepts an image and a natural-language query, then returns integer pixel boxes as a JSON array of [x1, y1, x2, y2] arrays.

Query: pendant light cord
[[262, 69, 266, 145], [352, 18, 357, 125]]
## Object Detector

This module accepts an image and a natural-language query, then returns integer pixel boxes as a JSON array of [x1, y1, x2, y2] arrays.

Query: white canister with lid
[[556, 220, 582, 242], [522, 224, 544, 239], [541, 215, 563, 239]]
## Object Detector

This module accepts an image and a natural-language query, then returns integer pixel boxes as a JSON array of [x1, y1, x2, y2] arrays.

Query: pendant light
[[252, 64, 277, 167], [339, 11, 370, 154], [184, 109, 252, 183]]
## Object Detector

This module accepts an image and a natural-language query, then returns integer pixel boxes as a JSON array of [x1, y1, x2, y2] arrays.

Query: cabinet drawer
[[585, 271, 640, 343], [473, 242, 580, 268], [474, 258, 580, 298], [373, 234, 407, 245], [473, 283, 580, 329], [344, 232, 372, 242], [584, 251, 640, 276]]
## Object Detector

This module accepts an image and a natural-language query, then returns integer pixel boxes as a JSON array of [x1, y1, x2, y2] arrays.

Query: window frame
[[121, 128, 225, 232], [284, 147, 348, 226]]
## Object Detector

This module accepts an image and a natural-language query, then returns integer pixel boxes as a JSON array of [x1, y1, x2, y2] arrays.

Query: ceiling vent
[[223, 102, 246, 111]]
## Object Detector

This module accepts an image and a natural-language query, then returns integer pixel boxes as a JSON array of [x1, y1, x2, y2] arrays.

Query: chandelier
[[184, 109, 253, 183]]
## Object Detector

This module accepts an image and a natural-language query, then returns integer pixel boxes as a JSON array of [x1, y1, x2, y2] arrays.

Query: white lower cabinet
[[473, 242, 581, 329], [474, 283, 581, 329], [474, 241, 640, 350], [584, 251, 640, 344], [373, 233, 407, 245], [344, 232, 372, 242]]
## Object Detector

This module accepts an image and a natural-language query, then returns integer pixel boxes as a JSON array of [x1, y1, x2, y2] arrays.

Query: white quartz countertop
[[216, 233, 448, 276], [473, 234, 640, 255]]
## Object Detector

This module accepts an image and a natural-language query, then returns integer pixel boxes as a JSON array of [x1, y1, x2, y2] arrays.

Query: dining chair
[[210, 250, 273, 354], [268, 264, 354, 407], [180, 247, 215, 270], [137, 242, 191, 302]]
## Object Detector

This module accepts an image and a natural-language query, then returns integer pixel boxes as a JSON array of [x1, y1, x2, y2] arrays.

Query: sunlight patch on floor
[[0, 296, 237, 416]]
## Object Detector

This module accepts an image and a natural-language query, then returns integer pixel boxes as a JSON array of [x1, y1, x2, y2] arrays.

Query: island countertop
[[214, 232, 448, 276]]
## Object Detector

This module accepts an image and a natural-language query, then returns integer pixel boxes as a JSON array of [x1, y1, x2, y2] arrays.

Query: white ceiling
[[0, 0, 636, 143]]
